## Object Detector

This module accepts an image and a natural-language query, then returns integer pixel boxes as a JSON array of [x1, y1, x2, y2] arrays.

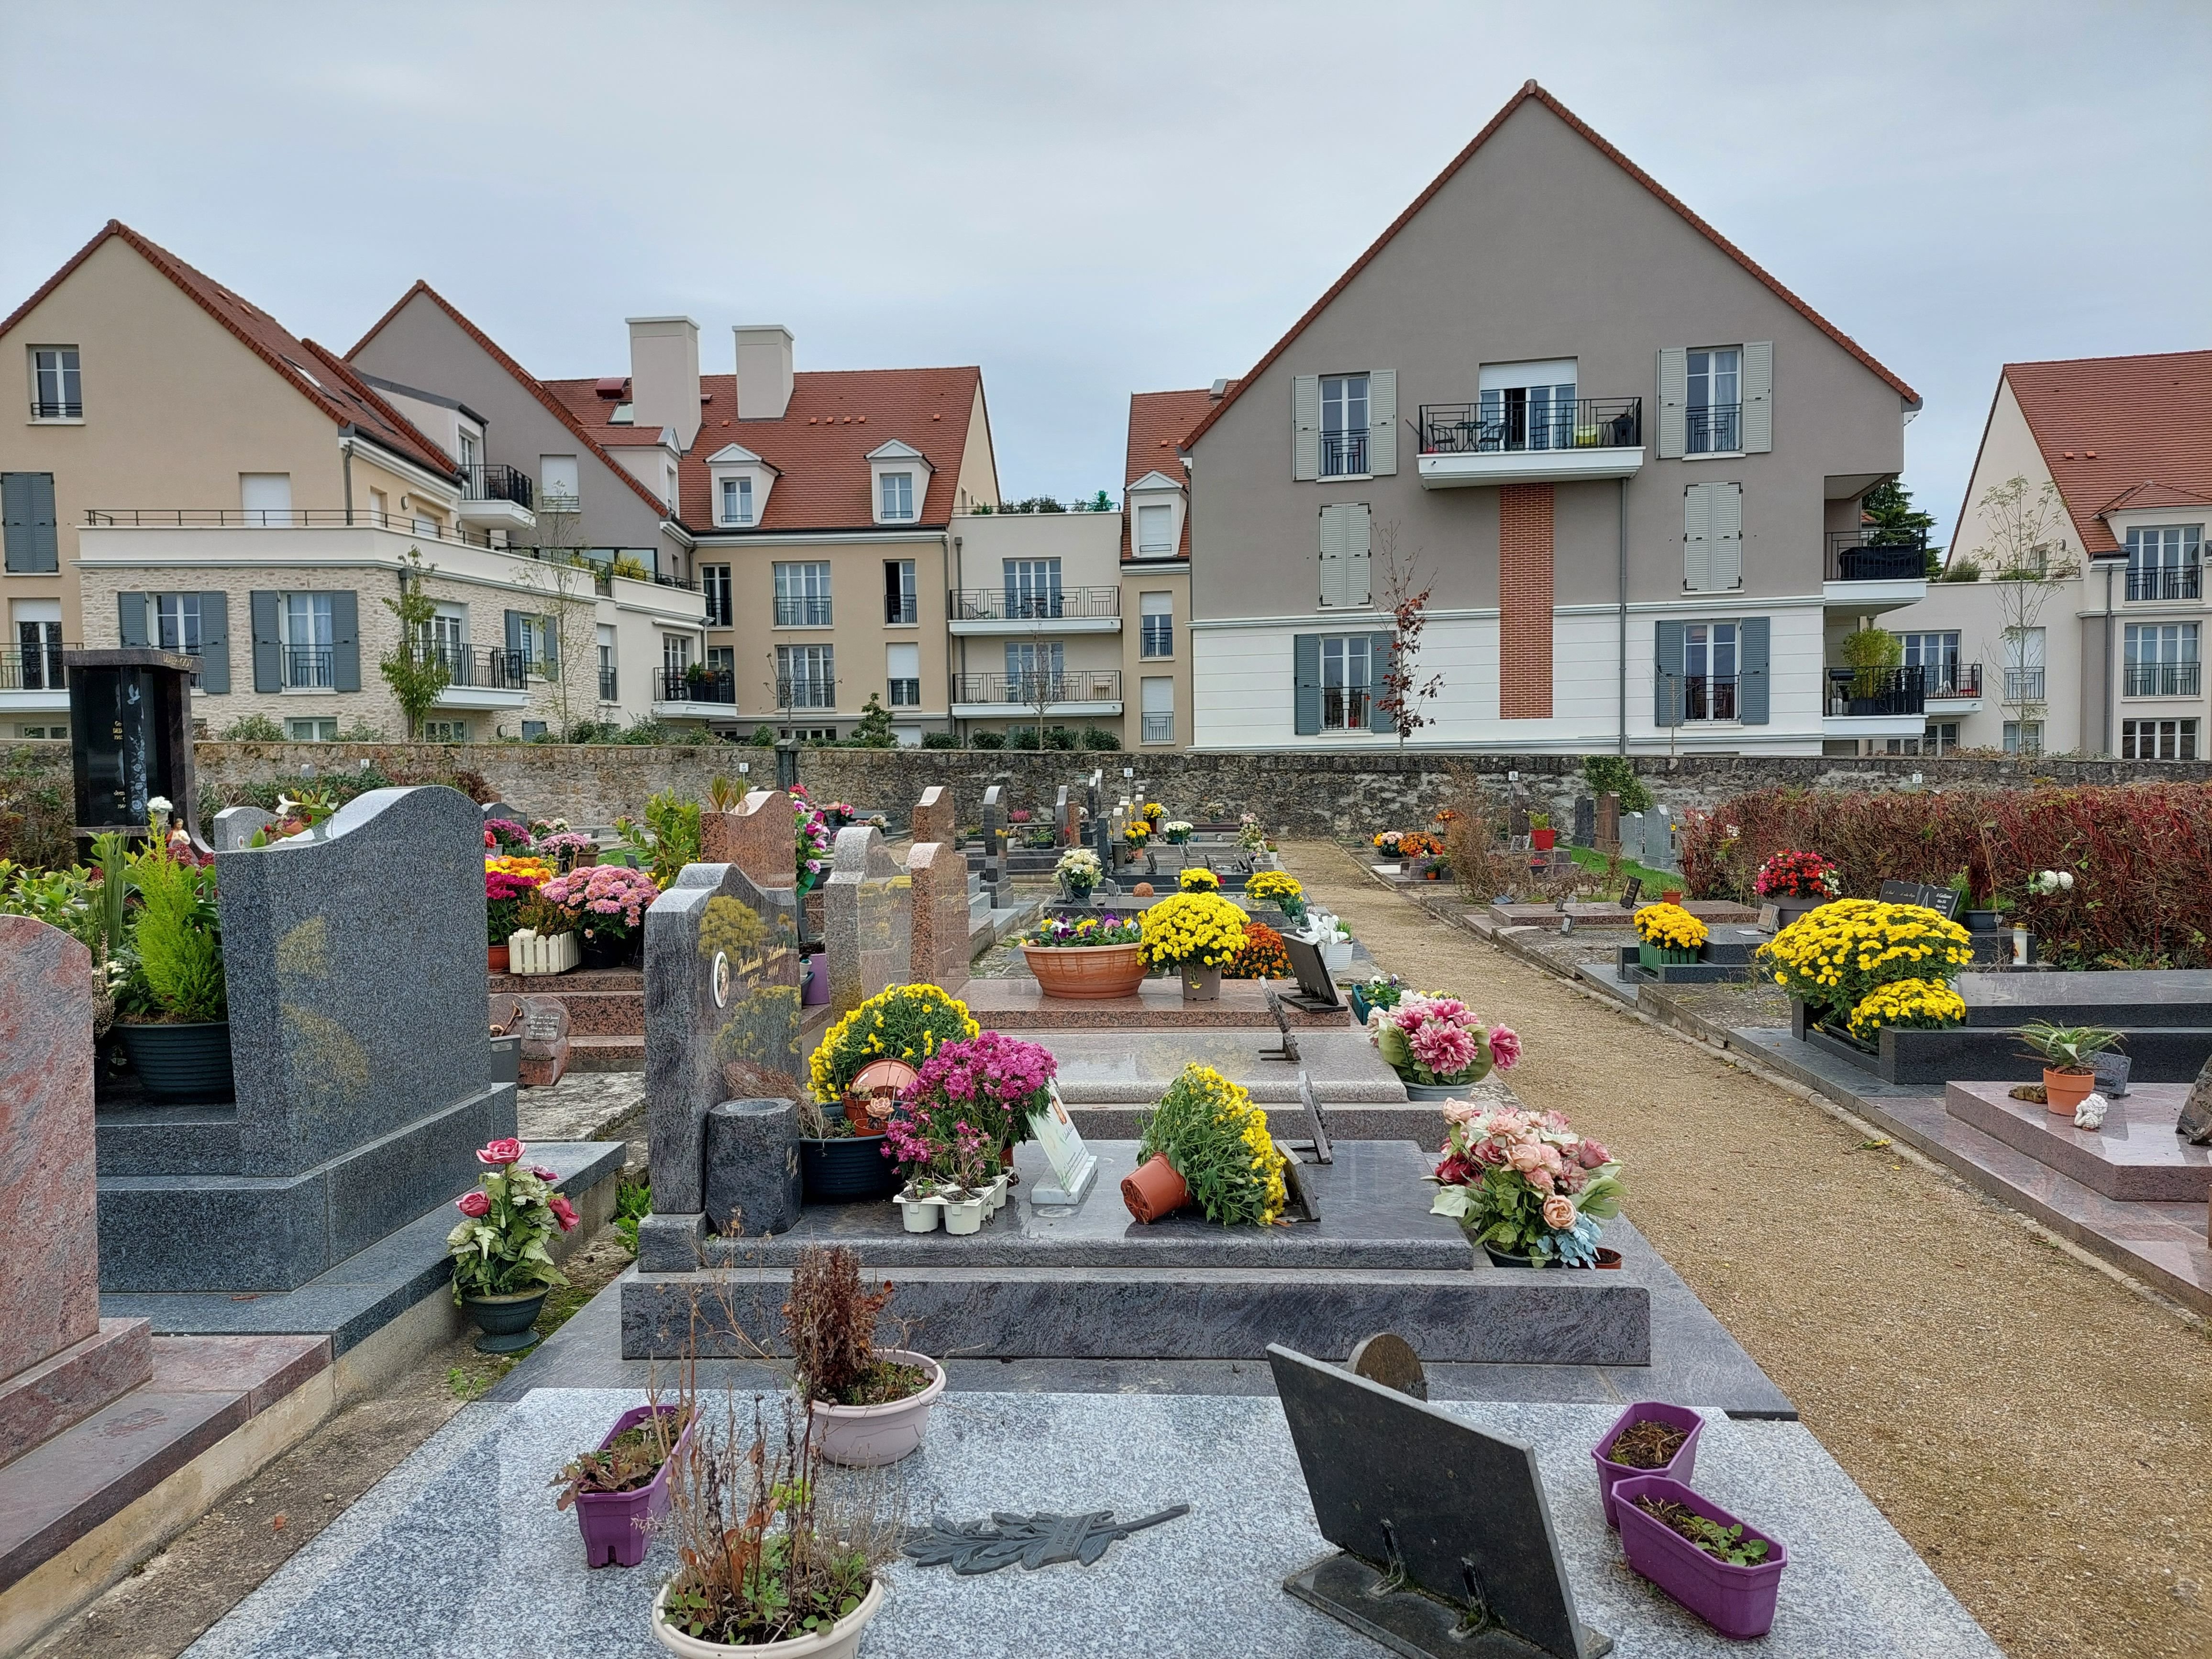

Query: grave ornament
[[904, 1506, 1190, 1574], [2073, 1092, 2109, 1132]]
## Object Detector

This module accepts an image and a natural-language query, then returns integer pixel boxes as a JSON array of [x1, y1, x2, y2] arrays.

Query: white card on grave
[[1027, 1083, 1098, 1207]]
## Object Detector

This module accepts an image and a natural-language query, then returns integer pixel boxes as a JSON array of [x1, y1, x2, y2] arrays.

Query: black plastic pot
[[114, 1020, 235, 1101], [800, 1132, 901, 1202]]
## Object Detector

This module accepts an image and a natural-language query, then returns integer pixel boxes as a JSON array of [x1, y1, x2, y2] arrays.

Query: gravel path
[[1284, 839, 2212, 1659]]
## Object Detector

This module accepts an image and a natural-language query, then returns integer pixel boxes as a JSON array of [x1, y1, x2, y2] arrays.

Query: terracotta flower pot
[[1121, 1153, 1189, 1223], [1661, 889, 1684, 906], [487, 945, 510, 973], [2043, 1067, 2095, 1115], [1021, 942, 1147, 999]]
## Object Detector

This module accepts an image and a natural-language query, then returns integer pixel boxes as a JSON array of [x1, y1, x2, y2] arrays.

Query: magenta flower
[[456, 1188, 491, 1217], [1486, 1025, 1522, 1071]]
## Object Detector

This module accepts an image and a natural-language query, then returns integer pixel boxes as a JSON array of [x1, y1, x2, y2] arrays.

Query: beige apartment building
[[0, 222, 704, 744]]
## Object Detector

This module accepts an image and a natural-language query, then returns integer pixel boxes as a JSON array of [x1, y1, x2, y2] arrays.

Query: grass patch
[[1568, 845, 1678, 899]]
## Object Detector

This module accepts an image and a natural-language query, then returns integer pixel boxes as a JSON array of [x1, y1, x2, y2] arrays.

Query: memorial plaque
[[2094, 1052, 2132, 1099], [1618, 877, 1642, 911], [1281, 931, 1342, 1011], [1026, 1084, 1098, 1207]]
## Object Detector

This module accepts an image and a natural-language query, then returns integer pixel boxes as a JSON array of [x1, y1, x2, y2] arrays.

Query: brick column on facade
[[1499, 483, 1555, 719]]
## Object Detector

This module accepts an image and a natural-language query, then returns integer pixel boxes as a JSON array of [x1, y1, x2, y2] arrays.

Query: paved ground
[[1285, 839, 2212, 1659]]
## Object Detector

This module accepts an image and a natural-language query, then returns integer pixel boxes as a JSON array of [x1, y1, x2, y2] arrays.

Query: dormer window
[[1137, 504, 1172, 555], [880, 473, 914, 521], [706, 442, 776, 529], [721, 476, 754, 526], [1124, 470, 1186, 560], [866, 440, 934, 527], [608, 403, 635, 425]]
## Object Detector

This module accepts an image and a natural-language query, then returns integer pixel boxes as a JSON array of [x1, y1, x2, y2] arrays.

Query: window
[[31, 348, 81, 419], [1136, 502, 1175, 556], [282, 592, 334, 688], [1317, 503, 1372, 607], [885, 559, 917, 625], [16, 724, 66, 740], [774, 562, 832, 627], [1320, 635, 1372, 731], [2126, 525, 2201, 601], [780, 726, 839, 742], [155, 594, 203, 656], [887, 641, 920, 707], [1899, 630, 1963, 696], [2003, 720, 2043, 755], [240, 473, 292, 525], [703, 564, 732, 627], [1678, 621, 1739, 720], [540, 455, 580, 510], [1477, 360, 1577, 453], [521, 720, 548, 739], [1139, 591, 1173, 658], [422, 719, 469, 743], [15, 615, 63, 690], [456, 430, 479, 473], [421, 605, 465, 669], [1682, 482, 1742, 591], [2002, 628, 2046, 703], [719, 476, 754, 526], [2123, 719, 2199, 760], [2124, 622, 2199, 696], [1686, 348, 1741, 453], [1, 473, 59, 572], [879, 471, 915, 521], [1005, 641, 1065, 698], [1003, 559, 1062, 619], [1320, 375, 1369, 476], [1885, 721, 1960, 756], [777, 644, 835, 708], [663, 634, 692, 675], [286, 717, 338, 741], [1141, 675, 1174, 744], [597, 623, 618, 703]]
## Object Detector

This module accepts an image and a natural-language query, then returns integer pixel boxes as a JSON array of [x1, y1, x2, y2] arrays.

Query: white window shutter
[[1741, 342, 1773, 453], [1683, 483, 1713, 591], [1293, 375, 1321, 481], [1346, 504, 1372, 605], [1657, 348, 1687, 459], [1367, 371, 1397, 476], [1710, 483, 1743, 589], [1317, 505, 1347, 606]]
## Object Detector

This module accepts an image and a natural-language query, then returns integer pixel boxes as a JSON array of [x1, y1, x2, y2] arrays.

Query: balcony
[[85, 507, 503, 551], [951, 669, 1122, 719], [1320, 431, 1369, 477], [2124, 662, 2202, 698], [455, 463, 536, 532], [947, 588, 1121, 635], [1685, 403, 1742, 455], [283, 645, 335, 690], [653, 666, 739, 722], [1922, 661, 1983, 711], [885, 595, 919, 625], [2127, 565, 2202, 602], [1827, 665, 1927, 717], [1141, 711, 1174, 743], [1415, 397, 1643, 489], [0, 643, 74, 713], [424, 643, 529, 711], [774, 676, 837, 711], [31, 398, 82, 420], [1823, 529, 1929, 612], [2002, 666, 2046, 703], [773, 596, 834, 628]]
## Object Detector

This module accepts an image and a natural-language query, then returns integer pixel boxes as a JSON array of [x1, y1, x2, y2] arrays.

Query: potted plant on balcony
[[1427, 1098, 1623, 1267], [553, 1400, 695, 1569], [537, 863, 659, 969], [1751, 849, 1839, 926], [2019, 1022, 2124, 1117], [1124, 1063, 1287, 1226], [112, 832, 234, 1100], [788, 1244, 945, 1467], [1136, 891, 1247, 1002], [1369, 993, 1518, 1100], [1838, 625, 1903, 713], [1018, 912, 1146, 997], [446, 1138, 579, 1352], [1633, 902, 1707, 970], [1529, 813, 1558, 852]]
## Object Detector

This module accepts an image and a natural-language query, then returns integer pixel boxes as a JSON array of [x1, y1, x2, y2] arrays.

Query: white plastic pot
[[810, 1349, 945, 1467], [943, 1194, 985, 1235], [895, 1191, 941, 1232], [651, 1577, 885, 1658]]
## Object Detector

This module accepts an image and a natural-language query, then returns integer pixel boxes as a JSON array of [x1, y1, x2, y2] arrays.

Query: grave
[[959, 976, 1351, 1031], [980, 782, 1007, 901], [211, 804, 274, 851], [1615, 925, 1769, 985], [821, 825, 914, 1013], [906, 838, 972, 989], [910, 782, 956, 849], [1595, 791, 1618, 852], [65, 646, 200, 840], [1945, 1082, 2212, 1201]]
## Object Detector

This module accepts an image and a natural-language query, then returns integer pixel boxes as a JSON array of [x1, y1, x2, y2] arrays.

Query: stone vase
[[1022, 943, 1147, 999], [1180, 963, 1223, 1003], [461, 1288, 548, 1353]]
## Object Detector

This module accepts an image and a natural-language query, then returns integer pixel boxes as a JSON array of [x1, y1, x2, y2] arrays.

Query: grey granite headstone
[[1646, 807, 1678, 873], [702, 1098, 802, 1237], [1571, 797, 1595, 850], [823, 826, 913, 1015], [212, 805, 276, 852], [1055, 785, 1075, 849], [481, 800, 527, 827], [981, 784, 1006, 899]]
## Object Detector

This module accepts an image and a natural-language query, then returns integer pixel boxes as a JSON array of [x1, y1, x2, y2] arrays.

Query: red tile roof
[[0, 221, 458, 479], [2002, 351, 2212, 554], [1183, 81, 1916, 452], [1119, 387, 1225, 560], [543, 367, 984, 533]]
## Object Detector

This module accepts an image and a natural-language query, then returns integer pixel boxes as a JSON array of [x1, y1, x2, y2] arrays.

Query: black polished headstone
[[1571, 797, 1595, 849], [66, 647, 199, 839], [1281, 931, 1342, 1011], [1270, 1343, 1610, 1659]]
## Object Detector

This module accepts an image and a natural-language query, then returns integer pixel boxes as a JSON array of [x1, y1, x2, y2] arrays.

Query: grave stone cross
[[1571, 797, 1596, 850], [823, 825, 914, 1014]]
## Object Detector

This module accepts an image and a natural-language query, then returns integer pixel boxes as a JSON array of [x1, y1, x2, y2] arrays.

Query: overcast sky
[[5, 2, 2206, 542]]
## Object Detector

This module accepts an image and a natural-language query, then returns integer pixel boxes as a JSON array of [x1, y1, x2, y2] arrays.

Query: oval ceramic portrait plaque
[[711, 950, 731, 1008]]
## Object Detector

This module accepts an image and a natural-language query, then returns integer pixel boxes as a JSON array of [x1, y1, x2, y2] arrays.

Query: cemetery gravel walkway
[[1282, 838, 2212, 1659]]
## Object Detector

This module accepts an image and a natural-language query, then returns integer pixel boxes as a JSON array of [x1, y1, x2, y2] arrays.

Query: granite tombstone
[[211, 805, 276, 852], [65, 646, 199, 839], [1595, 793, 1618, 852], [980, 784, 1007, 897], [823, 825, 914, 1014], [1571, 797, 1595, 850], [906, 840, 971, 991], [701, 789, 795, 894], [909, 784, 956, 852]]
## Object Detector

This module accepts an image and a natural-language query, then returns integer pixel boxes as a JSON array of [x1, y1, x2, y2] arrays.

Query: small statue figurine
[[2073, 1092, 2108, 1131]]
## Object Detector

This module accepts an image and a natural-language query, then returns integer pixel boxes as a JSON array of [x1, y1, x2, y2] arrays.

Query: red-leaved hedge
[[1679, 783, 2212, 969]]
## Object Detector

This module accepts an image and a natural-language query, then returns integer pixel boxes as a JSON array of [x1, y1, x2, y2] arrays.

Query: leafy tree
[[846, 693, 897, 748], [1581, 755, 1653, 814], [1861, 480, 1941, 577], [378, 551, 451, 740]]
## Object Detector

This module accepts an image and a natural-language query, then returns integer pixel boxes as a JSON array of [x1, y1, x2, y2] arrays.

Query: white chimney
[[734, 325, 794, 420], [626, 315, 702, 450]]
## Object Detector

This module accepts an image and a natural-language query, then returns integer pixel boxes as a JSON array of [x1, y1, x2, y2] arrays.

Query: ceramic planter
[[1637, 942, 1700, 970], [799, 1134, 899, 1202], [2043, 1068, 2095, 1115], [651, 1577, 884, 1659], [575, 1405, 694, 1569], [810, 1350, 944, 1467], [461, 1288, 549, 1354], [114, 1020, 235, 1101], [1180, 963, 1223, 1003], [1022, 942, 1147, 999], [942, 1193, 986, 1235], [1320, 940, 1354, 973], [1121, 1153, 1190, 1223], [1660, 889, 1684, 906], [895, 1190, 942, 1232], [1611, 1474, 1788, 1639], [1590, 1402, 1705, 1528]]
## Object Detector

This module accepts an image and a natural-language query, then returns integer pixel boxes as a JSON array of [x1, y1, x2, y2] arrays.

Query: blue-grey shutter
[[3, 473, 59, 573], [1368, 631, 1394, 732], [250, 592, 281, 691], [505, 609, 524, 665], [1654, 620, 1685, 727], [1293, 633, 1322, 736], [329, 589, 361, 692], [542, 611, 559, 677], [1738, 616, 1770, 724], [198, 592, 230, 694], [117, 591, 149, 648]]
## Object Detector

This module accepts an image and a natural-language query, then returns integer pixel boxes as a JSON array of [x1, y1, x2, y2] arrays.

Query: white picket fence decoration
[[507, 928, 580, 976]]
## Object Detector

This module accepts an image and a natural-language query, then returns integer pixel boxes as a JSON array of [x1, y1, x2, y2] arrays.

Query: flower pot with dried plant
[[555, 1402, 695, 1569], [787, 1245, 943, 1467]]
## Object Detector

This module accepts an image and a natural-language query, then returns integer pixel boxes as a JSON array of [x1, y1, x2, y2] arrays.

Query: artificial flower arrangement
[[809, 983, 981, 1107], [1756, 898, 1972, 1038], [484, 818, 533, 855], [1428, 1103, 1624, 1266], [1634, 903, 1708, 952], [486, 862, 547, 951], [1237, 812, 1268, 852], [1369, 993, 1520, 1089], [1136, 892, 1249, 971], [446, 1137, 580, 1305], [1056, 847, 1103, 896], [1128, 1062, 1288, 1227], [1162, 820, 1194, 845], [1752, 849, 1839, 901], [1021, 912, 1141, 948], [1244, 870, 1306, 921], [789, 785, 835, 896], [1225, 921, 1291, 980], [1178, 867, 1222, 893], [1847, 978, 1969, 1042], [536, 864, 660, 950]]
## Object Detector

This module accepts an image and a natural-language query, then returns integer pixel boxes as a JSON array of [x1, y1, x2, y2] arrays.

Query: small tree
[[378, 550, 450, 740], [1860, 479, 1941, 577], [1372, 520, 1442, 745], [514, 500, 597, 736], [1963, 476, 2078, 756], [847, 693, 897, 748]]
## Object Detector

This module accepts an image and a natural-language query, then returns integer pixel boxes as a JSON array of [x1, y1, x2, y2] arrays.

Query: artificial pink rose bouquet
[[1367, 993, 1519, 1089], [1427, 1103, 1624, 1266], [446, 1137, 577, 1304]]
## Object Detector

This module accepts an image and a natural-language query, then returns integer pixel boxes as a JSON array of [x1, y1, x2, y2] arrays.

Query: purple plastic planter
[[1590, 1399, 1705, 1528], [572, 1405, 692, 1569], [1611, 1474, 1788, 1640]]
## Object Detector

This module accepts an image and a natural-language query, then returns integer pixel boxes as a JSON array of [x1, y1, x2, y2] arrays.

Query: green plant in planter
[[1137, 1063, 1287, 1227], [1839, 624, 1903, 697], [2018, 1022, 2123, 1072], [128, 848, 224, 1022]]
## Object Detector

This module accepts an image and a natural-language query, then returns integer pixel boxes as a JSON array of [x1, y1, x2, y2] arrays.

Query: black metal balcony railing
[[2002, 666, 2046, 703], [284, 645, 335, 689], [2127, 565, 2202, 601], [1919, 661, 1982, 698], [1653, 673, 1742, 722], [1321, 687, 1371, 730], [85, 507, 501, 551], [599, 666, 619, 703], [885, 595, 919, 625], [32, 399, 82, 420], [1827, 665, 1928, 717], [0, 644, 73, 691], [887, 678, 921, 707], [2124, 661, 2202, 697], [950, 587, 1120, 622], [1826, 528, 1929, 583], [1417, 397, 1642, 456], [660, 667, 737, 705], [418, 643, 526, 690], [1142, 711, 1174, 743], [776, 676, 837, 710], [1140, 619, 1173, 658], [1686, 402, 1741, 454], [653, 572, 699, 592], [1320, 430, 1368, 476], [774, 596, 833, 627], [952, 669, 1122, 705], [458, 463, 534, 510]]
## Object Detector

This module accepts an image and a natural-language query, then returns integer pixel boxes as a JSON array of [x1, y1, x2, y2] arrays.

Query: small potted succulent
[[2019, 1022, 2123, 1117], [788, 1244, 944, 1466], [1124, 1063, 1287, 1227], [446, 1138, 580, 1351], [1018, 912, 1146, 998], [1589, 1402, 1704, 1528], [1751, 848, 1839, 926], [1633, 902, 1707, 969], [1369, 993, 1517, 1099], [1136, 891, 1247, 1002], [1529, 812, 1557, 852], [554, 1401, 695, 1568], [1612, 1475, 1788, 1639], [1428, 1099, 1623, 1267], [1055, 846, 1103, 904]]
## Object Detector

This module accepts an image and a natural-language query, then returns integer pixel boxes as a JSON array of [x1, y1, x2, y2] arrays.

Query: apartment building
[[945, 506, 1124, 741], [1117, 387, 1220, 748], [0, 222, 703, 744], [1177, 82, 1925, 755], [1882, 350, 2212, 758]]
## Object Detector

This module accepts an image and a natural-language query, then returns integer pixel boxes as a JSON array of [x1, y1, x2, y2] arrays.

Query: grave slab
[[1947, 1082, 2212, 1201], [1036, 1029, 1407, 1103], [962, 976, 1351, 1030]]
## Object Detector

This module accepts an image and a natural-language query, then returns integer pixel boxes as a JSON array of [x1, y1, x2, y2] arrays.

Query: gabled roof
[[2101, 479, 2212, 515], [1183, 81, 1916, 450], [2001, 351, 2212, 554], [544, 366, 983, 533], [703, 442, 776, 471], [0, 221, 458, 479], [347, 280, 675, 519], [1121, 387, 1224, 560]]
